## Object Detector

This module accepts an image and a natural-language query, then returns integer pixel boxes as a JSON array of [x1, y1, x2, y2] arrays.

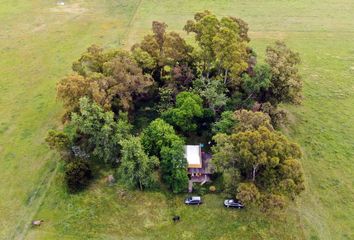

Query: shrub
[[209, 186, 216, 192], [65, 159, 92, 193]]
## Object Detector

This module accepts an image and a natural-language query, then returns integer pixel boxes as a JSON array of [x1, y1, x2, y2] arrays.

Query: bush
[[209, 186, 216, 192], [65, 159, 92, 193]]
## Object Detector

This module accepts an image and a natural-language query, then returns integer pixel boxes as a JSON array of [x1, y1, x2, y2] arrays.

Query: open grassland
[[0, 0, 353, 239]]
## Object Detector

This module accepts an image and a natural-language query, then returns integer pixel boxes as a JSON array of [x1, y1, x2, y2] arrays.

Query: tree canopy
[[49, 10, 304, 204]]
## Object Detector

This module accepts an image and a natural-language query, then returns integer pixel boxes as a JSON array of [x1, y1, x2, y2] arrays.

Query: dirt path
[[11, 163, 58, 240]]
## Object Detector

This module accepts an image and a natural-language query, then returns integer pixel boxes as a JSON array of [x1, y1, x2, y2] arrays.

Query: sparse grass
[[0, 0, 353, 239]]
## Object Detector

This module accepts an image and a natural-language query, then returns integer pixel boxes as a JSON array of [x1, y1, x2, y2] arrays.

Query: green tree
[[193, 78, 228, 114], [236, 182, 260, 205], [162, 91, 204, 132], [160, 142, 189, 193], [119, 137, 159, 190], [184, 11, 249, 83], [141, 119, 188, 193], [241, 64, 272, 102], [265, 41, 302, 105], [71, 97, 132, 164], [45, 130, 71, 153], [212, 111, 236, 134], [65, 159, 92, 193], [213, 125, 304, 204], [184, 11, 219, 78], [213, 17, 248, 86], [133, 21, 193, 81], [234, 109, 273, 132]]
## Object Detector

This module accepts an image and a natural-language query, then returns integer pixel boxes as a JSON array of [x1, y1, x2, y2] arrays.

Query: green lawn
[[0, 0, 353, 239]]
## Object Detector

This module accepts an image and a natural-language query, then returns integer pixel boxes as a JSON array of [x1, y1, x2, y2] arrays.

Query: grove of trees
[[47, 10, 305, 210]]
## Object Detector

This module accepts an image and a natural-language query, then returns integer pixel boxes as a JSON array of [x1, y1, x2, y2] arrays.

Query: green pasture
[[0, 0, 353, 239]]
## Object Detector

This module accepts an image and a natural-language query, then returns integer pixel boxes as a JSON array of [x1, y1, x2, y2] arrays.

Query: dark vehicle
[[185, 196, 202, 205], [224, 199, 244, 209]]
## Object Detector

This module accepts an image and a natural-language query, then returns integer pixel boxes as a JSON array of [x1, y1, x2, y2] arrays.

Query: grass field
[[0, 0, 353, 239]]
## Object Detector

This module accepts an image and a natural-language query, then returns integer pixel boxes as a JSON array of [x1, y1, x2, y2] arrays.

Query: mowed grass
[[0, 0, 353, 239]]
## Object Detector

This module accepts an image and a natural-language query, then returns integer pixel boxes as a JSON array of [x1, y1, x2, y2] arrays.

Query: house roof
[[184, 145, 202, 168]]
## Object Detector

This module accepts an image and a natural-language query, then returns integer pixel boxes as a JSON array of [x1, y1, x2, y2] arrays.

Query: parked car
[[185, 196, 202, 205], [224, 199, 244, 209]]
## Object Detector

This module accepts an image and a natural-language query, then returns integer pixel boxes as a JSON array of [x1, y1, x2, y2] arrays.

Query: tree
[[193, 78, 228, 114], [260, 194, 286, 212], [141, 118, 188, 193], [65, 159, 92, 193], [184, 11, 249, 83], [162, 91, 204, 132], [213, 125, 304, 203], [72, 44, 109, 76], [119, 137, 159, 190], [212, 111, 236, 134], [234, 109, 273, 132], [213, 17, 248, 86], [223, 168, 241, 194], [71, 97, 132, 164], [265, 41, 302, 105], [260, 102, 288, 129], [45, 130, 71, 154], [58, 49, 153, 113], [57, 74, 91, 113], [241, 64, 272, 102], [133, 21, 193, 81], [184, 11, 219, 78], [160, 142, 189, 193], [141, 118, 177, 156], [236, 182, 260, 205]]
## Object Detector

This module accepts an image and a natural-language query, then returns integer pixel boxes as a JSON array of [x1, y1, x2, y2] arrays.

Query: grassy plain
[[0, 0, 353, 239]]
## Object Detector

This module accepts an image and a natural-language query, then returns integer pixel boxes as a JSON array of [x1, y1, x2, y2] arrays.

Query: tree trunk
[[252, 165, 258, 182], [139, 180, 143, 191], [224, 69, 228, 84]]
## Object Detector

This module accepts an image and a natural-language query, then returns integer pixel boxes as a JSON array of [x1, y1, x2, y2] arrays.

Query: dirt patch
[[32, 24, 46, 32], [50, 3, 87, 14]]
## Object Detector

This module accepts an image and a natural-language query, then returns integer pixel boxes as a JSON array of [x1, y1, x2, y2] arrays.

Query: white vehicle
[[224, 199, 244, 209], [185, 196, 202, 205]]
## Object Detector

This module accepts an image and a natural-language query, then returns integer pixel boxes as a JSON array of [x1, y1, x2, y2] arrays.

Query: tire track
[[14, 1, 144, 239]]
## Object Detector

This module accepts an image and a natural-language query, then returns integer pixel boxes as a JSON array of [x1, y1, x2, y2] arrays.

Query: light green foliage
[[213, 17, 248, 85], [141, 118, 188, 193], [184, 11, 248, 83], [236, 182, 260, 205], [131, 47, 156, 71], [141, 118, 177, 156], [156, 87, 174, 113], [162, 91, 204, 132], [213, 126, 304, 200], [119, 137, 159, 190], [242, 64, 272, 101], [266, 41, 302, 105], [71, 97, 132, 164], [133, 21, 193, 79], [193, 78, 228, 113], [212, 111, 236, 134], [160, 142, 189, 193], [45, 130, 71, 153], [223, 168, 241, 194]]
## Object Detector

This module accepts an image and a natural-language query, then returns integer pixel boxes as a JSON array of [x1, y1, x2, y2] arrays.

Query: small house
[[184, 145, 213, 192]]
